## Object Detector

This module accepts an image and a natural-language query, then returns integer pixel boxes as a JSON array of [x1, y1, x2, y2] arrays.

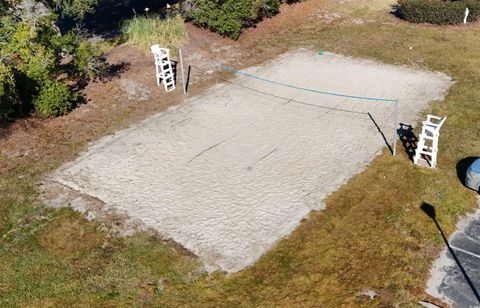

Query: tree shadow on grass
[[102, 61, 131, 82], [67, 61, 130, 109]]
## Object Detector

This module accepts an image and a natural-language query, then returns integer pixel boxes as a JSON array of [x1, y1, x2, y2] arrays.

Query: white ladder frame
[[413, 115, 446, 168], [151, 45, 176, 92]]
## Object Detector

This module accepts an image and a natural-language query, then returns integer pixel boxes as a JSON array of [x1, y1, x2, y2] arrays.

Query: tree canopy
[[0, 0, 104, 119]]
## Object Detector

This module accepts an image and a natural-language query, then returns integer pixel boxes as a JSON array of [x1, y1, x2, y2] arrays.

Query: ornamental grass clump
[[122, 14, 187, 53]]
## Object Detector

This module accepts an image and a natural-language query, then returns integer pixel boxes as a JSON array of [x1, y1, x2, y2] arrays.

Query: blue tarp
[[466, 158, 480, 191], [469, 158, 480, 173]]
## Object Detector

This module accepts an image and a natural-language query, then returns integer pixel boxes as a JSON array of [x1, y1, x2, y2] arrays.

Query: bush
[[33, 80, 77, 117], [184, 0, 281, 39], [53, 0, 99, 20], [254, 0, 281, 18], [0, 1, 107, 120], [185, 0, 252, 39], [397, 0, 480, 25], [122, 15, 187, 53], [73, 41, 107, 79], [0, 0, 7, 16], [18, 47, 57, 84], [0, 64, 17, 120]]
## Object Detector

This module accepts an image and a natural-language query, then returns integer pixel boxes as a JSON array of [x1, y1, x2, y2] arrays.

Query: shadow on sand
[[216, 77, 395, 153]]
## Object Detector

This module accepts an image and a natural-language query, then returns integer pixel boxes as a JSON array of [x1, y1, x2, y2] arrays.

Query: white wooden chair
[[413, 115, 446, 168], [150, 45, 175, 92]]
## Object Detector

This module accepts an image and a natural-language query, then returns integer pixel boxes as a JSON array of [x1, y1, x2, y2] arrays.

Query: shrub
[[53, 0, 99, 20], [122, 15, 187, 53], [18, 47, 57, 84], [396, 0, 480, 25], [73, 41, 107, 79], [184, 0, 281, 39], [185, 0, 252, 39], [0, 0, 7, 16], [0, 3, 107, 120], [0, 64, 17, 120], [254, 0, 281, 18], [33, 80, 77, 117]]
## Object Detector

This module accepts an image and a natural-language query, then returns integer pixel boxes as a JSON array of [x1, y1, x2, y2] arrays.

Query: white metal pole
[[179, 49, 186, 94], [392, 100, 399, 156]]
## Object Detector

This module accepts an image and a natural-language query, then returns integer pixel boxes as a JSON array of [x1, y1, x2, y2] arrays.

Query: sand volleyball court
[[43, 50, 452, 272]]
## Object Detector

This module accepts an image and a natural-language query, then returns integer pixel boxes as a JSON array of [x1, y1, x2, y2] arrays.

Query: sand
[[42, 50, 452, 273]]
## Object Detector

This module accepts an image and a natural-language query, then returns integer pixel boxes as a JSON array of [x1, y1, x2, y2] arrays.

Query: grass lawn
[[1, 0, 479, 306]]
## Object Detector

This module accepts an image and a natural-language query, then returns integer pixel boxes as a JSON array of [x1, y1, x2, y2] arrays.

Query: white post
[[179, 49, 186, 94], [392, 100, 399, 156], [464, 7, 469, 24]]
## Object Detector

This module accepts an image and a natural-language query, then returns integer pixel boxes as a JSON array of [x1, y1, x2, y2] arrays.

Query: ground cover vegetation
[[122, 13, 187, 53], [122, 0, 297, 44], [396, 0, 480, 25], [0, 0, 301, 121], [182, 0, 284, 39], [1, 0, 480, 306], [0, 0, 105, 119]]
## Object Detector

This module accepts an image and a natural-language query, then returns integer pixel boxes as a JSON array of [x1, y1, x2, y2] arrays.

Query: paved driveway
[[427, 200, 480, 306]]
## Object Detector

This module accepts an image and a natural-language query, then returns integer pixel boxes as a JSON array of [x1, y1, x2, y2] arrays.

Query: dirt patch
[[39, 216, 103, 258]]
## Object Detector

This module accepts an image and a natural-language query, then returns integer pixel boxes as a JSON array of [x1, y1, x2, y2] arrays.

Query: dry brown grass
[[39, 216, 103, 258]]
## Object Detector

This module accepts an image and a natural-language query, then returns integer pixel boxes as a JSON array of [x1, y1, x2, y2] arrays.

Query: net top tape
[[220, 66, 398, 103]]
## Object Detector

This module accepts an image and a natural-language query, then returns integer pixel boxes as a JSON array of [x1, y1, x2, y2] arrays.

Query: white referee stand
[[413, 115, 446, 168], [150, 45, 176, 92]]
